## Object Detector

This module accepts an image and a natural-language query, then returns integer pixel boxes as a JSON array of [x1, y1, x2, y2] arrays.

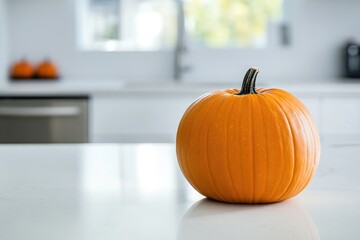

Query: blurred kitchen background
[[0, 0, 360, 144]]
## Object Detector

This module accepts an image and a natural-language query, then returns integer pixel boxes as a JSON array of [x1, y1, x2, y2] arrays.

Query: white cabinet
[[322, 98, 360, 135], [90, 91, 360, 143], [90, 94, 196, 143], [298, 97, 322, 130]]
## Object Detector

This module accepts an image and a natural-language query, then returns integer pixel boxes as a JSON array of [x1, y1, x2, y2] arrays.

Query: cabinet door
[[298, 98, 322, 131], [90, 96, 195, 142], [322, 98, 360, 135], [91, 95, 326, 142]]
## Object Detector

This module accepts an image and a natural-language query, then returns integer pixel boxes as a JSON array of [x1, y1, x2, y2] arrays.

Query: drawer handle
[[0, 106, 81, 117]]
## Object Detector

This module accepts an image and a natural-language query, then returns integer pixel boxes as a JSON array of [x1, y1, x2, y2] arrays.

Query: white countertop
[[0, 141, 359, 239], [1, 79, 360, 96], [0, 80, 125, 96]]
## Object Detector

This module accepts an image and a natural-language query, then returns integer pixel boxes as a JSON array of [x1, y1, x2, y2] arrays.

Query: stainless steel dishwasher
[[0, 96, 88, 143]]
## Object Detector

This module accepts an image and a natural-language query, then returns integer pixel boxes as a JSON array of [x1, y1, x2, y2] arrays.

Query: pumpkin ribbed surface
[[176, 69, 320, 203]]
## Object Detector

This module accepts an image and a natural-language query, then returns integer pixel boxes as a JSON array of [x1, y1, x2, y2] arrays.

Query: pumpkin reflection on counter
[[35, 59, 59, 79], [178, 199, 319, 240], [10, 59, 34, 79]]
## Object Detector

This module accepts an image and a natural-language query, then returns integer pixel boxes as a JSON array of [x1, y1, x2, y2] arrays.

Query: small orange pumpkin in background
[[176, 68, 321, 204], [10, 59, 34, 79], [35, 59, 59, 79]]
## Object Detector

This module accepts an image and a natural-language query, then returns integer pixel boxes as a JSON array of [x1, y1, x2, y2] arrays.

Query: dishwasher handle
[[0, 106, 81, 117]]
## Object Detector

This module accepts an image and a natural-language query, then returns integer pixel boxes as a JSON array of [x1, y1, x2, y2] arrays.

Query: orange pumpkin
[[176, 68, 320, 203], [10, 59, 34, 79], [35, 59, 59, 79]]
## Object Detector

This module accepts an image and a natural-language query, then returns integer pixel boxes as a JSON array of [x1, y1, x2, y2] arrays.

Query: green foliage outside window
[[185, 0, 283, 47]]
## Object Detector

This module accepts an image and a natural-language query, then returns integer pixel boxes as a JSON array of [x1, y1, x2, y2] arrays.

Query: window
[[185, 0, 284, 48], [77, 0, 177, 51], [80, 0, 120, 51], [77, 0, 285, 51]]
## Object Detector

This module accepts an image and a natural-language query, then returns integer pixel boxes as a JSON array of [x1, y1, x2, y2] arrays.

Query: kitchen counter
[[0, 80, 125, 96], [1, 79, 360, 96], [0, 142, 359, 239], [122, 79, 360, 96]]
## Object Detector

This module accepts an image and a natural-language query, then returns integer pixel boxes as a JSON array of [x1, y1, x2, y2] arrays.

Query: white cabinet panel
[[91, 93, 360, 142], [322, 98, 360, 135], [91, 95, 325, 143], [298, 97, 321, 131], [90, 96, 195, 142]]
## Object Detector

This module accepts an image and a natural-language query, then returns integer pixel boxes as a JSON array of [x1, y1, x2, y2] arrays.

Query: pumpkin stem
[[236, 68, 259, 95]]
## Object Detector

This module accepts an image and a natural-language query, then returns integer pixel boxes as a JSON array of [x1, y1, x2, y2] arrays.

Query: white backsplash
[[0, 0, 7, 81]]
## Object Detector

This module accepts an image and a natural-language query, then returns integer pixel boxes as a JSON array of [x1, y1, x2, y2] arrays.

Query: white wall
[[0, 0, 7, 81], [6, 0, 360, 82]]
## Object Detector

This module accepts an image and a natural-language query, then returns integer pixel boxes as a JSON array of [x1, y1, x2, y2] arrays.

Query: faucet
[[174, 0, 190, 81]]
